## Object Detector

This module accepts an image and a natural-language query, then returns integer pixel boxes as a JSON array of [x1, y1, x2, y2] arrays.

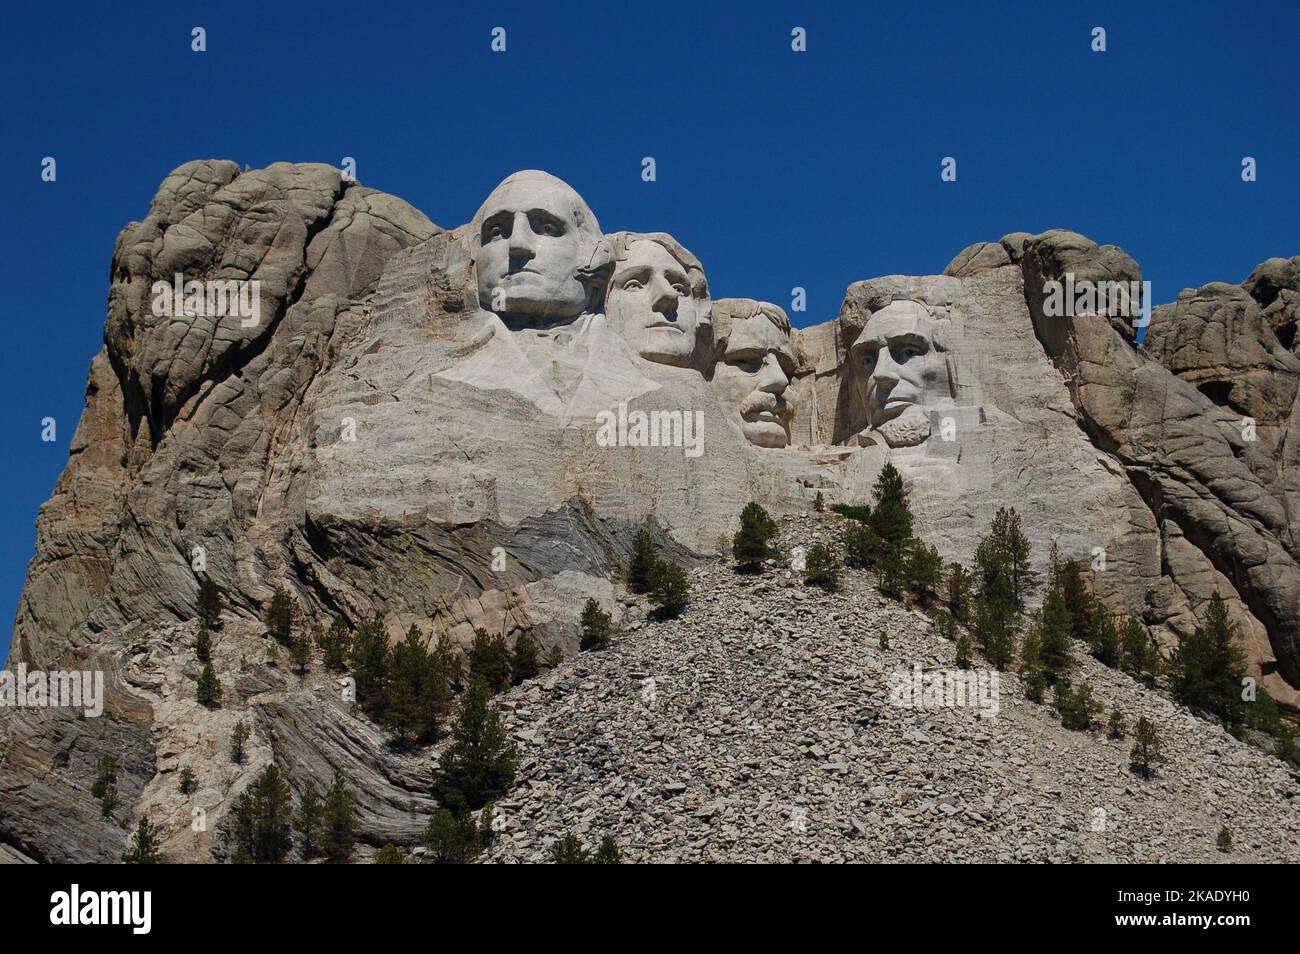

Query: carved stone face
[[607, 239, 706, 368], [714, 311, 795, 448], [472, 171, 601, 327], [852, 300, 951, 447]]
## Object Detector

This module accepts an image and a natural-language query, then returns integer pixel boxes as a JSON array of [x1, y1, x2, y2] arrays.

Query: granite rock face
[[2, 163, 1297, 861]]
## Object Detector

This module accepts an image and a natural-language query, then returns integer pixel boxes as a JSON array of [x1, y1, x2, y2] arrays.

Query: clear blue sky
[[1, 1, 1296, 662]]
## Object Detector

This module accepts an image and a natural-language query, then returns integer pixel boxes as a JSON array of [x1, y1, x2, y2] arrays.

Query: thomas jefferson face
[[607, 239, 705, 368], [714, 311, 795, 448], [473, 172, 600, 327], [852, 300, 951, 447]]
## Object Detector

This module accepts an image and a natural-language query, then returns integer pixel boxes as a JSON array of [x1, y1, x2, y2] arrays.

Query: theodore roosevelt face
[[713, 309, 795, 448]]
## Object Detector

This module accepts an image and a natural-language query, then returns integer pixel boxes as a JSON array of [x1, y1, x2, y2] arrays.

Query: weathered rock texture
[[2, 163, 1296, 862]]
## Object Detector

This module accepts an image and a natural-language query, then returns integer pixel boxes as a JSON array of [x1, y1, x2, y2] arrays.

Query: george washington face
[[852, 300, 952, 447]]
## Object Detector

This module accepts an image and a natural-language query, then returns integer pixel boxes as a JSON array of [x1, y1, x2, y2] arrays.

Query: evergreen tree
[[866, 462, 913, 563], [349, 614, 390, 718], [1036, 590, 1074, 681], [1129, 716, 1166, 779], [295, 784, 322, 860], [594, 835, 622, 864], [627, 522, 661, 594], [934, 609, 958, 641], [651, 560, 690, 618], [1086, 601, 1121, 668], [319, 617, 352, 671], [230, 720, 250, 764], [1169, 593, 1247, 726], [1055, 559, 1092, 643], [196, 662, 222, 709], [468, 629, 513, 694], [263, 585, 297, 646], [230, 764, 294, 863], [829, 503, 872, 523], [289, 630, 311, 675], [373, 844, 405, 864], [423, 808, 483, 863], [197, 576, 223, 629], [733, 502, 780, 570], [99, 785, 119, 819], [1120, 617, 1161, 685], [955, 631, 974, 669], [842, 519, 874, 568], [551, 832, 592, 864], [544, 644, 565, 669], [905, 541, 943, 605], [431, 630, 463, 693], [179, 767, 197, 795], [91, 755, 118, 800], [384, 625, 450, 744], [1023, 665, 1046, 703], [813, 491, 825, 513], [1107, 708, 1126, 739], [195, 627, 212, 663], [432, 678, 518, 816], [946, 564, 973, 626], [803, 543, 840, 590], [1216, 826, 1232, 853], [123, 817, 163, 864], [510, 630, 542, 685], [1055, 682, 1099, 730], [580, 598, 612, 650], [974, 598, 1015, 670], [875, 547, 906, 598], [320, 774, 358, 863]]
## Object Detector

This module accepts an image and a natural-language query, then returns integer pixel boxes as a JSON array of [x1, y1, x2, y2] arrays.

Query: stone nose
[[650, 274, 679, 315], [508, 211, 536, 259], [757, 354, 789, 394]]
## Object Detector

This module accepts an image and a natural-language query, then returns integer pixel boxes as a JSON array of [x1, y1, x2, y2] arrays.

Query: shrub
[[510, 630, 541, 684], [1129, 716, 1166, 779], [580, 599, 613, 650], [803, 543, 840, 591], [627, 523, 660, 594], [196, 662, 222, 709], [468, 629, 512, 694], [373, 844, 406, 864], [733, 502, 780, 569], [652, 561, 690, 618]]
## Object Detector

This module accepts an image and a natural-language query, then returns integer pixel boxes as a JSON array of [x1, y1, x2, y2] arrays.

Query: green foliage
[[1036, 590, 1074, 681], [1108, 707, 1126, 739], [974, 507, 1035, 612], [867, 463, 913, 562], [432, 679, 518, 816], [197, 576, 223, 629], [595, 835, 622, 863], [349, 614, 389, 717], [1168, 593, 1248, 726], [383, 625, 451, 745], [878, 630, 890, 651], [841, 519, 875, 568], [830, 503, 871, 524], [974, 597, 1016, 670], [875, 548, 906, 599], [733, 502, 780, 569], [544, 644, 565, 669], [1023, 665, 1046, 703], [550, 832, 622, 864], [813, 491, 825, 512], [91, 755, 118, 800], [373, 844, 406, 864], [289, 630, 311, 675], [263, 585, 297, 646], [179, 767, 196, 795], [651, 560, 690, 618], [295, 784, 322, 861], [934, 610, 957, 641], [230, 764, 294, 863], [1085, 602, 1121, 668], [318, 617, 352, 671], [1120, 617, 1161, 685], [468, 629, 513, 694], [1216, 826, 1232, 853], [581, 598, 613, 650], [1129, 716, 1166, 779], [320, 774, 358, 863], [98, 785, 118, 819], [1054, 559, 1092, 643], [955, 631, 974, 669], [423, 807, 486, 863], [946, 564, 973, 626], [195, 628, 211, 663], [510, 630, 542, 685], [627, 523, 661, 594], [905, 541, 944, 605], [123, 817, 163, 864], [803, 543, 840, 591], [1054, 682, 1099, 731], [230, 720, 250, 764], [196, 662, 222, 709]]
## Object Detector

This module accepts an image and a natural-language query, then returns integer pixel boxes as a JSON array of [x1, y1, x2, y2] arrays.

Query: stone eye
[[673, 283, 689, 295], [623, 279, 644, 291]]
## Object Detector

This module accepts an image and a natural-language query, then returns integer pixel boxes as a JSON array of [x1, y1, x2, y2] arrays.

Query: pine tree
[[627, 523, 661, 594], [1120, 617, 1161, 685], [431, 630, 463, 693], [1086, 601, 1121, 668], [813, 491, 825, 512], [733, 502, 780, 570], [551, 832, 592, 863], [651, 560, 690, 618], [230, 764, 294, 863], [1216, 826, 1232, 853], [955, 631, 974, 669], [197, 576, 223, 629], [196, 662, 222, 709], [423, 808, 483, 863], [1129, 716, 1166, 779], [91, 755, 118, 800], [179, 767, 197, 795], [544, 644, 565, 669], [295, 784, 322, 860], [934, 609, 958, 641], [580, 598, 612, 650], [289, 630, 310, 675], [878, 630, 890, 651], [1023, 665, 1046, 703], [508, 630, 541, 685], [432, 678, 518, 816], [1107, 708, 1126, 739], [263, 585, 297, 646], [875, 547, 906, 598], [373, 844, 405, 864], [905, 541, 943, 605], [946, 564, 973, 625], [195, 628, 211, 663], [594, 835, 622, 864], [319, 617, 352, 671], [974, 598, 1015, 670], [1056, 559, 1092, 643], [1169, 593, 1247, 726], [842, 519, 874, 568], [349, 614, 390, 719], [123, 817, 163, 864], [320, 774, 357, 863], [230, 720, 250, 764], [1055, 682, 1098, 730], [468, 629, 513, 693], [803, 543, 840, 590], [384, 625, 450, 744], [1036, 590, 1074, 681], [867, 462, 913, 563]]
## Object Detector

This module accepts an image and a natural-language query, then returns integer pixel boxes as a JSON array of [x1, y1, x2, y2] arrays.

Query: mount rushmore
[[2, 160, 1298, 860]]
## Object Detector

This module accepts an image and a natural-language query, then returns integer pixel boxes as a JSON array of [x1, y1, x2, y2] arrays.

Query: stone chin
[[741, 417, 790, 449], [875, 404, 931, 447]]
